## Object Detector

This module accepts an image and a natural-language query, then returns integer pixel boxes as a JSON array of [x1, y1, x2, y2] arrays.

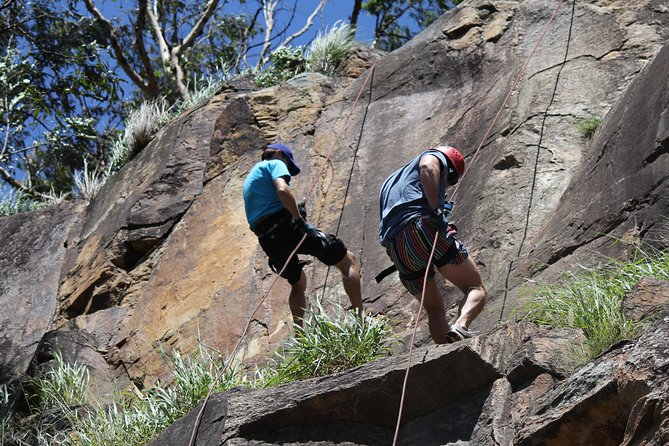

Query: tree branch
[[258, 0, 279, 66], [82, 0, 155, 98], [135, 0, 160, 96], [146, 0, 172, 70], [280, 0, 327, 48], [233, 6, 263, 71], [0, 164, 48, 200], [349, 0, 362, 31], [176, 0, 220, 53]]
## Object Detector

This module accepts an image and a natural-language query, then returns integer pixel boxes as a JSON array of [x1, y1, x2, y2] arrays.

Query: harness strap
[[253, 209, 292, 239], [375, 265, 427, 283], [375, 234, 459, 283], [375, 265, 397, 283]]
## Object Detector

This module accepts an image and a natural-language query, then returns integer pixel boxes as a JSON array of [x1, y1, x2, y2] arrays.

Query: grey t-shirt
[[378, 150, 448, 246]]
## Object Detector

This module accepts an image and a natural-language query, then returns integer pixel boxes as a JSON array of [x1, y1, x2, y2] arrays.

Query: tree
[[81, 0, 328, 103], [349, 0, 363, 31], [1, 0, 122, 197], [0, 0, 329, 198], [363, 0, 457, 51]]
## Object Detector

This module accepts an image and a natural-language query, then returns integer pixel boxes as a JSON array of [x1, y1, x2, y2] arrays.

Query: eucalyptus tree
[[0, 0, 327, 198], [0, 0, 122, 197]]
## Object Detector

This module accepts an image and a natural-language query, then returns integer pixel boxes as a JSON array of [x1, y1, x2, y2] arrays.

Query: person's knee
[[290, 272, 307, 292], [336, 251, 359, 277], [467, 285, 487, 305]]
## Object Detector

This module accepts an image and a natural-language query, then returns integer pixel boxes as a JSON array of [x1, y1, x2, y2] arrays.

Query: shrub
[[255, 23, 357, 88], [255, 46, 306, 88]]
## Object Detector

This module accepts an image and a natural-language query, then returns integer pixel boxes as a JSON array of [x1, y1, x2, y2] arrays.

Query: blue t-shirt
[[243, 160, 291, 229], [378, 150, 448, 246]]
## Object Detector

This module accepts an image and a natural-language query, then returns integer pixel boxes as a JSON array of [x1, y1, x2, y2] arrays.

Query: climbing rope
[[187, 61, 379, 446], [499, 0, 575, 321], [320, 63, 377, 304], [391, 1, 568, 443]]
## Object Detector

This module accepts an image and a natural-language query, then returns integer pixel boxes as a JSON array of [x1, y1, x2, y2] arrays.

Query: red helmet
[[434, 146, 465, 177]]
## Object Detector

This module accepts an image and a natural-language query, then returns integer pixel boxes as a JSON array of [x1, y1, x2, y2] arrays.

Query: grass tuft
[[305, 22, 355, 76], [73, 159, 107, 201], [0, 185, 43, 217], [577, 116, 601, 139], [520, 242, 669, 364], [259, 301, 391, 386], [108, 99, 171, 172]]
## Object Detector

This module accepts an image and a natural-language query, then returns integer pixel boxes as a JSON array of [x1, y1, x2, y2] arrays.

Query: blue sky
[[274, 1, 378, 44], [97, 1, 378, 48]]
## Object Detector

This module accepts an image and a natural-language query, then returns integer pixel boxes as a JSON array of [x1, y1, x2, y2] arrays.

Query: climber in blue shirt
[[243, 143, 363, 326]]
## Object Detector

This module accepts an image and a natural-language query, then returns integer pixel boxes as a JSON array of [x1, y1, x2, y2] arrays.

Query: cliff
[[1, 0, 669, 444]]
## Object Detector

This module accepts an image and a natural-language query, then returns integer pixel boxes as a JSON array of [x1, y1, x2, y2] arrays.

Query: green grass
[[577, 116, 601, 139], [258, 301, 391, 386], [0, 186, 43, 217], [1, 303, 390, 445], [521, 243, 669, 364]]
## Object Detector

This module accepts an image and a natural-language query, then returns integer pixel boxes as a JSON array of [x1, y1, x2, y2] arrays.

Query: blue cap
[[268, 143, 301, 176]]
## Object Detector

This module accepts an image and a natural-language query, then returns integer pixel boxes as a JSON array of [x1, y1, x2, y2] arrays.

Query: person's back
[[379, 150, 449, 246], [243, 159, 290, 230]]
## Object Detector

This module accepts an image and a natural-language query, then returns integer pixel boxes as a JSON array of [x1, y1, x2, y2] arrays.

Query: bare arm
[[419, 154, 443, 211], [274, 177, 302, 220]]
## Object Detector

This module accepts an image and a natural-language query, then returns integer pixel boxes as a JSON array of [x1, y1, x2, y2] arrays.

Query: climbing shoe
[[446, 324, 476, 343]]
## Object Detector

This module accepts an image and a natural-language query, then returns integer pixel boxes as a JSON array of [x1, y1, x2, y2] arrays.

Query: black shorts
[[254, 210, 348, 284]]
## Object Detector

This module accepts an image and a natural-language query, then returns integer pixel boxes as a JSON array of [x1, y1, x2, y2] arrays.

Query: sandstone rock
[[0, 202, 83, 384], [623, 277, 669, 322], [147, 321, 576, 445], [335, 44, 385, 79]]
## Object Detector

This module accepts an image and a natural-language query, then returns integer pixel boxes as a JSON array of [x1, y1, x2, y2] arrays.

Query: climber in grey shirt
[[378, 146, 487, 343]]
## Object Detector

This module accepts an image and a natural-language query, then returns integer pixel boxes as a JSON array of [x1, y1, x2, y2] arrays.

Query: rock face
[[148, 286, 669, 445], [1, 1, 669, 438], [0, 202, 83, 384]]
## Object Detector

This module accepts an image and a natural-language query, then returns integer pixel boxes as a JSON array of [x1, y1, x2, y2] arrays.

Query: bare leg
[[289, 271, 308, 327], [437, 257, 486, 330], [414, 278, 450, 344], [334, 250, 363, 315]]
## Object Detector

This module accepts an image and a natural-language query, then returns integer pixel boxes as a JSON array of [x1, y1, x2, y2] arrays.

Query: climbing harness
[[376, 201, 456, 283]]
